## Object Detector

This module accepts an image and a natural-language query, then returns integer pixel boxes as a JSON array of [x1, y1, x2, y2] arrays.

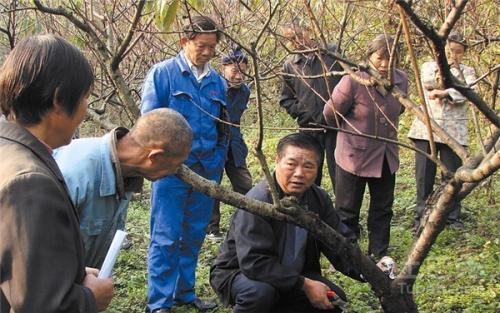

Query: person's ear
[[180, 37, 189, 47], [147, 148, 166, 164]]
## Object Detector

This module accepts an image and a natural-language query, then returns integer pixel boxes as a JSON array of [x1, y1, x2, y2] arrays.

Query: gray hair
[[131, 108, 193, 157], [365, 34, 399, 61]]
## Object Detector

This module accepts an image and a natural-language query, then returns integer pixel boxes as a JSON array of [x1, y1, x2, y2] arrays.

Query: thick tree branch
[[176, 164, 419, 312], [397, 178, 462, 287], [455, 150, 500, 182], [458, 130, 500, 200]]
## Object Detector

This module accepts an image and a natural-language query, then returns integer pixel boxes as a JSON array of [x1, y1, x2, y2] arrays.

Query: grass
[[105, 111, 499, 313]]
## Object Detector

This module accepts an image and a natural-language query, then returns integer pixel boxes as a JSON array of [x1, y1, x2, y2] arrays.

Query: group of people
[[0, 13, 476, 313]]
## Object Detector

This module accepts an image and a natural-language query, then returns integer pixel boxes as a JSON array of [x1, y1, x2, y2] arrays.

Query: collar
[[102, 127, 143, 199], [181, 50, 210, 82], [0, 121, 63, 182]]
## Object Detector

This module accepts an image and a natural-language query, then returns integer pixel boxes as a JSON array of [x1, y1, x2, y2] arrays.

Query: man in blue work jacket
[[141, 16, 228, 313], [206, 47, 253, 241], [54, 108, 192, 269]]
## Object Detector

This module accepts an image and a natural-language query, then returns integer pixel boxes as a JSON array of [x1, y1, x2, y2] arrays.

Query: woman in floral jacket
[[408, 31, 477, 229]]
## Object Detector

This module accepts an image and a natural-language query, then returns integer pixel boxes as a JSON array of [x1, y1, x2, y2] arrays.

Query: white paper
[[98, 230, 127, 279]]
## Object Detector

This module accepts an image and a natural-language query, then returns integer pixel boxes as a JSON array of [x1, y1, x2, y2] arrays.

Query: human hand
[[84, 267, 114, 311], [302, 277, 334, 310], [428, 89, 449, 100]]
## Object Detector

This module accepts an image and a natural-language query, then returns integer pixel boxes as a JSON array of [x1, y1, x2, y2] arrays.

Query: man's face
[[283, 26, 312, 50], [446, 41, 465, 67], [275, 145, 319, 197], [183, 33, 218, 67], [141, 148, 189, 181], [51, 91, 89, 148], [222, 62, 247, 87]]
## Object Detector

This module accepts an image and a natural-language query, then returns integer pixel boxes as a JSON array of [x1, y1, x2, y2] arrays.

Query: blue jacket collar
[[175, 51, 220, 84]]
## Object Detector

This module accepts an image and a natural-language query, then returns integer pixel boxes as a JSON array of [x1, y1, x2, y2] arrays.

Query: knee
[[233, 280, 276, 312]]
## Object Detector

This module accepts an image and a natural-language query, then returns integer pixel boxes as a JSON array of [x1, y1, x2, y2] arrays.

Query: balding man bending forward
[[54, 108, 192, 268]]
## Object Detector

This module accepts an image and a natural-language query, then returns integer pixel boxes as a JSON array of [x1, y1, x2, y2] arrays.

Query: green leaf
[[188, 0, 203, 10], [155, 0, 180, 32]]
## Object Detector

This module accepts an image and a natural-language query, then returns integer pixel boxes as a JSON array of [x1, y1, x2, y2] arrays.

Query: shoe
[[151, 309, 171, 313], [122, 237, 132, 250], [192, 298, 218, 311], [447, 219, 464, 229], [206, 231, 224, 242], [177, 298, 218, 312]]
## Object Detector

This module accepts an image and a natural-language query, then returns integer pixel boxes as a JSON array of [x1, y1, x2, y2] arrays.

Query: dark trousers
[[230, 272, 345, 313], [335, 159, 395, 257], [207, 151, 252, 234], [301, 130, 337, 190], [412, 139, 463, 222]]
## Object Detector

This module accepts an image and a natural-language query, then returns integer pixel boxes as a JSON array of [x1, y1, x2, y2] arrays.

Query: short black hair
[[183, 15, 221, 42], [365, 34, 399, 61], [0, 34, 94, 125], [276, 132, 323, 165]]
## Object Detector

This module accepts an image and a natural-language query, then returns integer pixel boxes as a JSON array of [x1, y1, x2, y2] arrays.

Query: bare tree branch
[[110, 0, 146, 71], [455, 150, 500, 182], [437, 0, 468, 39], [399, 6, 437, 158]]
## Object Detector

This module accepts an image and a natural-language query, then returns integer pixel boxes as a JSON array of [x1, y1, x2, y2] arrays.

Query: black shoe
[[206, 231, 224, 242], [186, 298, 218, 312], [447, 219, 464, 229], [151, 309, 171, 313]]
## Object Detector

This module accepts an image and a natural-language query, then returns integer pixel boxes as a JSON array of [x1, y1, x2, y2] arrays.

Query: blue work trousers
[[147, 163, 220, 311]]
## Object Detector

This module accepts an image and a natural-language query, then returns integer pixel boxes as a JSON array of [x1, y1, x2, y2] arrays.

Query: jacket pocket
[[171, 90, 194, 118]]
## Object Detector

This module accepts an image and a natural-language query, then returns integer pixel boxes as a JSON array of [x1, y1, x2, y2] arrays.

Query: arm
[[421, 61, 439, 91], [279, 62, 301, 119], [141, 64, 169, 114], [323, 75, 354, 125], [0, 173, 105, 312], [233, 209, 304, 292], [214, 81, 230, 171]]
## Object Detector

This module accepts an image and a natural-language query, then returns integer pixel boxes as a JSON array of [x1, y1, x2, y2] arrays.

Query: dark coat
[[210, 177, 362, 305], [0, 121, 97, 313], [279, 46, 343, 127], [227, 84, 250, 168]]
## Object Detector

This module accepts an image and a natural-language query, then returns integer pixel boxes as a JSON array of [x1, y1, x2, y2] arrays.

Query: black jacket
[[210, 177, 362, 305], [279, 45, 343, 127]]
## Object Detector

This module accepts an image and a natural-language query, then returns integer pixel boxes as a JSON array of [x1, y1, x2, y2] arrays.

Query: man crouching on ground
[[210, 133, 364, 313]]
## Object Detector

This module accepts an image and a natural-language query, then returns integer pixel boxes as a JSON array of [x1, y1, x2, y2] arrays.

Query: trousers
[[207, 150, 252, 234], [230, 272, 345, 313], [147, 163, 220, 311], [300, 129, 337, 189], [335, 158, 395, 257], [412, 139, 463, 222]]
